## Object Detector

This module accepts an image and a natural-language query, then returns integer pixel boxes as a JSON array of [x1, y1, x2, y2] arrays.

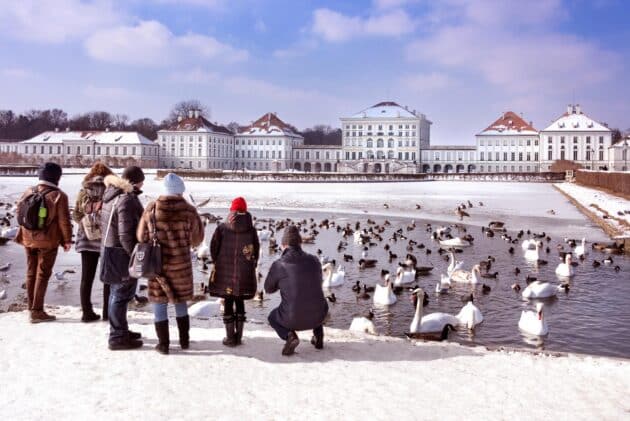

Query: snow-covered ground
[[1, 306, 629, 420], [555, 182, 630, 236]]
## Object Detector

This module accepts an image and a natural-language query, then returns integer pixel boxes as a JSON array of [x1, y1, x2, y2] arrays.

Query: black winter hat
[[122, 166, 145, 184], [38, 162, 62, 186], [282, 225, 302, 247]]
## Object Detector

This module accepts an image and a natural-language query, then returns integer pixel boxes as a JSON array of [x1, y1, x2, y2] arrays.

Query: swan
[[0, 226, 18, 239], [349, 312, 377, 335], [257, 229, 271, 241], [435, 226, 451, 237], [435, 273, 451, 294], [409, 288, 460, 333], [521, 239, 538, 251], [518, 302, 548, 336], [573, 238, 587, 258], [373, 274, 396, 306], [455, 301, 484, 329], [353, 230, 365, 244], [555, 254, 575, 278], [522, 280, 557, 299], [322, 262, 345, 288], [0, 289, 6, 300], [450, 264, 481, 285], [188, 299, 222, 318], [447, 252, 464, 276], [393, 266, 416, 286], [439, 237, 471, 248], [406, 324, 455, 341], [524, 242, 540, 261], [196, 236, 210, 260]]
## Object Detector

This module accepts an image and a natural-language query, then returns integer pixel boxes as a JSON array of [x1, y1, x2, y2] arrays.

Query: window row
[[345, 124, 416, 130]]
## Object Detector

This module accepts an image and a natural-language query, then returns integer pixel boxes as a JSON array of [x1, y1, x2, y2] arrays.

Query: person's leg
[[24, 247, 38, 311], [175, 302, 190, 349], [222, 296, 237, 347], [153, 302, 170, 354], [234, 297, 246, 345], [267, 308, 289, 340], [108, 280, 140, 348], [102, 283, 110, 320], [311, 325, 324, 350], [80, 251, 100, 321], [31, 248, 58, 317], [153, 302, 168, 322]]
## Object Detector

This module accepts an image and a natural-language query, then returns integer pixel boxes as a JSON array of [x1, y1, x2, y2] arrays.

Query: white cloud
[[401, 72, 451, 92], [0, 0, 122, 44], [312, 8, 415, 42], [84, 20, 248, 66], [1, 67, 37, 79], [373, 0, 418, 10]]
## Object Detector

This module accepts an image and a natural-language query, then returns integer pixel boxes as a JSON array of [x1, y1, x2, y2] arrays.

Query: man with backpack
[[15, 162, 73, 323]]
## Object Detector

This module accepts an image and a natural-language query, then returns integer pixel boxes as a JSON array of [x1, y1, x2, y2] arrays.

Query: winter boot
[[222, 315, 237, 347], [176, 315, 190, 349], [282, 331, 300, 356], [311, 329, 324, 350], [30, 310, 56, 324], [234, 313, 246, 345], [154, 320, 170, 355]]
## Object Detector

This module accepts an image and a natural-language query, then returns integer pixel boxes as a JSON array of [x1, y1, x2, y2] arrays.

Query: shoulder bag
[[128, 205, 162, 279]]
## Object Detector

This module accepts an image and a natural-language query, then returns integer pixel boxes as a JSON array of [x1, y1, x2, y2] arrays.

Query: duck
[[518, 302, 548, 336], [373, 274, 396, 306], [393, 266, 416, 286], [522, 280, 557, 299], [326, 293, 337, 303], [481, 284, 491, 294], [511, 283, 521, 292], [455, 300, 484, 329], [603, 257, 614, 265], [349, 311, 377, 335], [555, 254, 575, 278], [188, 299, 223, 318], [592, 260, 601, 268], [351, 280, 361, 292], [405, 324, 455, 341], [573, 238, 587, 258], [358, 258, 378, 269], [322, 262, 345, 288], [450, 264, 482, 285], [408, 288, 460, 333]]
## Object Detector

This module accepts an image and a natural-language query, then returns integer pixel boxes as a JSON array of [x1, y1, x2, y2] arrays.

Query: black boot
[[222, 315, 237, 347], [282, 331, 300, 356], [176, 315, 190, 349], [235, 313, 246, 345], [311, 328, 324, 350], [154, 320, 170, 355]]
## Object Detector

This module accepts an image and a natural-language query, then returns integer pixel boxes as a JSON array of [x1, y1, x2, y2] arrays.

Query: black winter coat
[[209, 211, 260, 299], [264, 246, 329, 331]]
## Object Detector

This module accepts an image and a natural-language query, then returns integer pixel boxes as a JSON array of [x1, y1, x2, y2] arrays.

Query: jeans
[[80, 251, 100, 315], [153, 302, 188, 323], [24, 247, 58, 311], [268, 308, 323, 341], [108, 280, 138, 343]]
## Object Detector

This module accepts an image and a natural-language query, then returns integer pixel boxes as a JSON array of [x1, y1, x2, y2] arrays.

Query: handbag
[[128, 205, 162, 279], [100, 197, 131, 284]]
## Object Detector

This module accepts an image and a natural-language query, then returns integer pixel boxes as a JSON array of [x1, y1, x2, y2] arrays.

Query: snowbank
[[1, 306, 628, 420]]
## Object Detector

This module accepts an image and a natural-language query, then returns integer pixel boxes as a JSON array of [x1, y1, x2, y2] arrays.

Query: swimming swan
[[373, 274, 397, 306], [409, 288, 460, 333], [450, 264, 482, 285], [555, 254, 575, 278], [455, 301, 484, 329], [518, 302, 548, 336], [322, 263, 345, 288], [522, 280, 558, 299], [393, 266, 416, 286]]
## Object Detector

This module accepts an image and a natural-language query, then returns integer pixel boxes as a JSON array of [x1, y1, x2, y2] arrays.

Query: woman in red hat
[[209, 197, 260, 346]]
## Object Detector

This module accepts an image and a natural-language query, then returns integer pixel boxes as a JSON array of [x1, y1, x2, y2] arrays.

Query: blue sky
[[0, 0, 629, 143]]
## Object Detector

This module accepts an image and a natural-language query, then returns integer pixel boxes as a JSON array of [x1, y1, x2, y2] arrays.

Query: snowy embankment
[[1, 307, 629, 420], [555, 182, 630, 237]]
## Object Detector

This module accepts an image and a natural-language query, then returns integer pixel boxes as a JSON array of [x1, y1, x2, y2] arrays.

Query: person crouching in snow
[[264, 225, 328, 356], [209, 196, 260, 347], [136, 173, 204, 354]]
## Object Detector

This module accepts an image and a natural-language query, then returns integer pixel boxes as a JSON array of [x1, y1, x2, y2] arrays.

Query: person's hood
[[226, 211, 254, 233], [103, 174, 133, 203], [82, 176, 106, 198]]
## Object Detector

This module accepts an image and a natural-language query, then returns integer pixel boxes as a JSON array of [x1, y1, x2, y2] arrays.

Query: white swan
[[393, 266, 416, 286], [521, 239, 538, 251], [322, 263, 345, 288], [518, 302, 548, 336], [196, 236, 210, 260], [573, 238, 587, 258], [555, 254, 575, 278], [373, 274, 396, 306], [409, 288, 460, 333], [522, 280, 558, 299], [435, 226, 451, 237], [188, 299, 222, 318], [349, 315, 377, 335], [0, 226, 18, 239], [524, 242, 540, 261], [435, 273, 451, 294], [455, 301, 484, 329], [257, 229, 271, 241], [0, 289, 6, 300], [450, 264, 481, 284], [447, 252, 464, 276], [439, 237, 471, 248]]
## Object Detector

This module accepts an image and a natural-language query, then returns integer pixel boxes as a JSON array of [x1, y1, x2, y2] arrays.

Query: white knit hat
[[163, 173, 185, 196]]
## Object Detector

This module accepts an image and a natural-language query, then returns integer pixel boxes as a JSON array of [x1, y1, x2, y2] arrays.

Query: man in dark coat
[[100, 166, 145, 350], [264, 225, 328, 356]]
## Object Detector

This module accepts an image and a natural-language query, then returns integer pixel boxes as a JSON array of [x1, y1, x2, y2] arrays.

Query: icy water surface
[[1, 176, 629, 358]]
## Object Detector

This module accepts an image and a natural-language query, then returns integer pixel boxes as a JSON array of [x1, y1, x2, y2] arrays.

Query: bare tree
[[167, 99, 209, 124]]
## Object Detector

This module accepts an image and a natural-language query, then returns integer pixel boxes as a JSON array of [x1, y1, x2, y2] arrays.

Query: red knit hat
[[230, 197, 247, 212]]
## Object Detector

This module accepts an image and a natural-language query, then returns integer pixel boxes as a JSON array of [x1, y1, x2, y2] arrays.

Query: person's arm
[[190, 209, 204, 248], [136, 202, 152, 244], [252, 228, 260, 264], [210, 226, 222, 262], [264, 261, 281, 294], [57, 192, 73, 251], [117, 195, 140, 255], [72, 190, 85, 223]]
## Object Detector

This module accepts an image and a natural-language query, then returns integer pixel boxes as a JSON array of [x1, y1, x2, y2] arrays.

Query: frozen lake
[[1, 174, 628, 358]]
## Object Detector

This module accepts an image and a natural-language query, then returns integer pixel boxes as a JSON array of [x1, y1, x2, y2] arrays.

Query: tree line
[[0, 99, 342, 145]]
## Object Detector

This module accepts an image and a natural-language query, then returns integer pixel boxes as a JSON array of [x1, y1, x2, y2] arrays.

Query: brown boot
[[30, 310, 56, 323]]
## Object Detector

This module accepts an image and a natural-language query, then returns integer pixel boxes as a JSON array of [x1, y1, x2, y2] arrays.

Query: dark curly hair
[[83, 161, 114, 181]]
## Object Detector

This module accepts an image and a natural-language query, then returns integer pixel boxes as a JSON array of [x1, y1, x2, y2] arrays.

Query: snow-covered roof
[[542, 105, 611, 132], [429, 145, 476, 150], [346, 101, 422, 119], [294, 144, 341, 149], [238, 113, 302, 138], [22, 131, 155, 145], [477, 111, 538, 136], [160, 114, 233, 135]]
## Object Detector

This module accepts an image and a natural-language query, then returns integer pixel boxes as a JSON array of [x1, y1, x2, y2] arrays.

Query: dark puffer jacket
[[101, 175, 144, 255], [209, 211, 260, 299], [264, 246, 328, 331], [137, 196, 204, 304], [72, 176, 106, 253]]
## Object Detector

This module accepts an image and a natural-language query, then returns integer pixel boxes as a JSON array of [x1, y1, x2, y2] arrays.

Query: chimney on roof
[[177, 115, 183, 122], [575, 104, 581, 114], [529, 121, 533, 127], [567, 104, 573, 114], [194, 109, 199, 118], [188, 110, 194, 118]]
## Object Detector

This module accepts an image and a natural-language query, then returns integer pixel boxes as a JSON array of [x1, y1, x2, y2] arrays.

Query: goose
[[349, 311, 377, 335], [406, 324, 455, 341], [524, 242, 540, 261], [409, 288, 460, 333], [518, 302, 548, 336], [188, 299, 223, 319], [573, 238, 587, 258], [393, 266, 416, 286], [555, 254, 575, 278], [322, 262, 345, 288], [450, 264, 482, 284], [373, 274, 396, 306], [522, 280, 557, 299], [455, 300, 484, 329]]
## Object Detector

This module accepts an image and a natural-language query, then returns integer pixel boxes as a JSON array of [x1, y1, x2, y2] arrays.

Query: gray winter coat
[[100, 175, 144, 255], [73, 176, 106, 253], [264, 246, 328, 331]]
